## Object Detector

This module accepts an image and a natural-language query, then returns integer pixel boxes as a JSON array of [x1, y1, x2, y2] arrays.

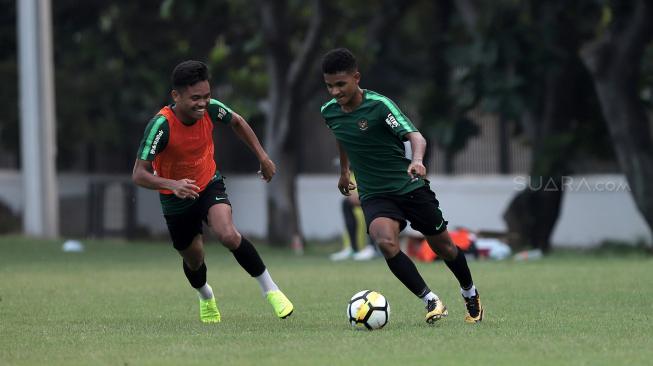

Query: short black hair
[[171, 60, 209, 90], [322, 48, 357, 74]]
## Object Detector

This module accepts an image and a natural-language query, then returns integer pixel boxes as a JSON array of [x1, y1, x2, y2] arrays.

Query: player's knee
[[375, 237, 400, 258], [217, 230, 241, 250], [429, 239, 458, 260], [442, 245, 458, 261], [179, 238, 205, 269], [183, 254, 204, 270]]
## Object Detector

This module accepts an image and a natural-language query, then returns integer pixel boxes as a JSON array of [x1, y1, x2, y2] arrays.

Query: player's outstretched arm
[[132, 159, 200, 199], [229, 112, 276, 182], [405, 132, 427, 180], [337, 142, 356, 196]]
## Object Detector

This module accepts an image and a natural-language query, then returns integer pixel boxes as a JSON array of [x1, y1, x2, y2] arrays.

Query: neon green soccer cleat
[[425, 298, 448, 324], [199, 297, 221, 323], [266, 290, 294, 319]]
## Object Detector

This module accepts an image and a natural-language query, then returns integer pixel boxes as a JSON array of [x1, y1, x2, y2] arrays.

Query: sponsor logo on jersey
[[385, 113, 399, 128], [358, 119, 369, 131], [150, 129, 164, 155], [218, 107, 227, 119]]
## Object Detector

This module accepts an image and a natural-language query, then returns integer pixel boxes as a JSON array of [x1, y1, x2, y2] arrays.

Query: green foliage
[[49, 0, 300, 170], [449, 2, 534, 121], [0, 0, 648, 174], [441, 0, 617, 173], [430, 117, 480, 155]]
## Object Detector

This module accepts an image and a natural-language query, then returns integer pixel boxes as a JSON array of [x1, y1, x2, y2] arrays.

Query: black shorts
[[360, 185, 448, 236], [164, 178, 231, 251]]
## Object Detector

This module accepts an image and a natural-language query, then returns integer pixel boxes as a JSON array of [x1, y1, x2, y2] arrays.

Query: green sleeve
[[207, 98, 234, 125], [369, 96, 418, 140], [136, 115, 169, 161], [320, 99, 337, 128]]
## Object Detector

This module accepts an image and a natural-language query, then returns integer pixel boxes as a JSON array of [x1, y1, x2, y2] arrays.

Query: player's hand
[[171, 178, 200, 200], [338, 174, 356, 196], [407, 160, 426, 181], [258, 158, 276, 182]]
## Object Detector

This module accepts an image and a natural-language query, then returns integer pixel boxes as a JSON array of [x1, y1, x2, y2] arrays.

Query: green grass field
[[1, 236, 652, 366]]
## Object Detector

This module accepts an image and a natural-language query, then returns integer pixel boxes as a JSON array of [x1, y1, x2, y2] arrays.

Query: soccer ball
[[347, 290, 390, 330]]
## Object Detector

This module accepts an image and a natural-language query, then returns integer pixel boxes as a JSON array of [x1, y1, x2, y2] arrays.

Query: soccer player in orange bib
[[133, 60, 293, 323]]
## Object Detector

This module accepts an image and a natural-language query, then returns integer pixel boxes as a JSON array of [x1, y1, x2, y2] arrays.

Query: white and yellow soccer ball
[[347, 290, 390, 330]]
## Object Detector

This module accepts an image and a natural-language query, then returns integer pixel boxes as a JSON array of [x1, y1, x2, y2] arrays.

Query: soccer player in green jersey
[[320, 48, 483, 324], [132, 60, 293, 323]]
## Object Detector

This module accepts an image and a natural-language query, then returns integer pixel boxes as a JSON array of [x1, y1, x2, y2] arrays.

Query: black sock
[[342, 200, 359, 252], [183, 261, 207, 289], [444, 250, 473, 290], [385, 251, 430, 297], [231, 236, 266, 277]]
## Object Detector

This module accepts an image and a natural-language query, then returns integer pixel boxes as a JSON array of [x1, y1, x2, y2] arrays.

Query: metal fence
[[428, 110, 532, 175]]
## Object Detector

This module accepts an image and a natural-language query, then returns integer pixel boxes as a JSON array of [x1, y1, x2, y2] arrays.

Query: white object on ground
[[330, 247, 353, 261], [352, 245, 377, 261], [475, 238, 511, 260], [62, 239, 84, 253]]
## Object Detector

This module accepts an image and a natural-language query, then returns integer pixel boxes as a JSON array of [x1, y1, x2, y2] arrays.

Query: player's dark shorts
[[360, 184, 448, 236], [163, 178, 231, 251]]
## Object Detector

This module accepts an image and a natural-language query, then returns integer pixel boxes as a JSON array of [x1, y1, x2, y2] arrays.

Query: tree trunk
[[259, 0, 325, 246], [581, 0, 653, 240], [503, 46, 584, 252], [266, 146, 301, 245], [501, 1, 607, 253], [261, 86, 305, 245], [504, 177, 563, 253]]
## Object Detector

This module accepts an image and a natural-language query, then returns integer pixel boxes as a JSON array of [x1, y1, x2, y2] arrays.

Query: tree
[[452, 0, 610, 252], [50, 0, 238, 172], [418, 0, 480, 174], [581, 0, 653, 242], [256, 0, 328, 246], [501, 2, 606, 253]]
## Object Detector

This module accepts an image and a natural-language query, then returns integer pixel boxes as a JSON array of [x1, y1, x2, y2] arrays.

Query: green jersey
[[321, 90, 425, 201]]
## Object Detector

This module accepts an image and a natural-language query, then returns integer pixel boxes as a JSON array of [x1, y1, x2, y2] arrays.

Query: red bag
[[408, 228, 474, 262]]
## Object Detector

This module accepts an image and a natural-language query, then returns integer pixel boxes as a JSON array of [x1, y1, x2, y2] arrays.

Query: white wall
[[422, 175, 651, 247], [0, 170, 650, 247]]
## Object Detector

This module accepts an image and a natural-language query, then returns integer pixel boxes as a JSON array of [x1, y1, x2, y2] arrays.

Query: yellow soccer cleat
[[266, 290, 294, 319], [463, 292, 483, 323], [199, 297, 221, 323], [425, 298, 448, 324]]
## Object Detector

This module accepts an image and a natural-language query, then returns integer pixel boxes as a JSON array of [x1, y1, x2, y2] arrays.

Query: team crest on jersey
[[358, 119, 369, 131]]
